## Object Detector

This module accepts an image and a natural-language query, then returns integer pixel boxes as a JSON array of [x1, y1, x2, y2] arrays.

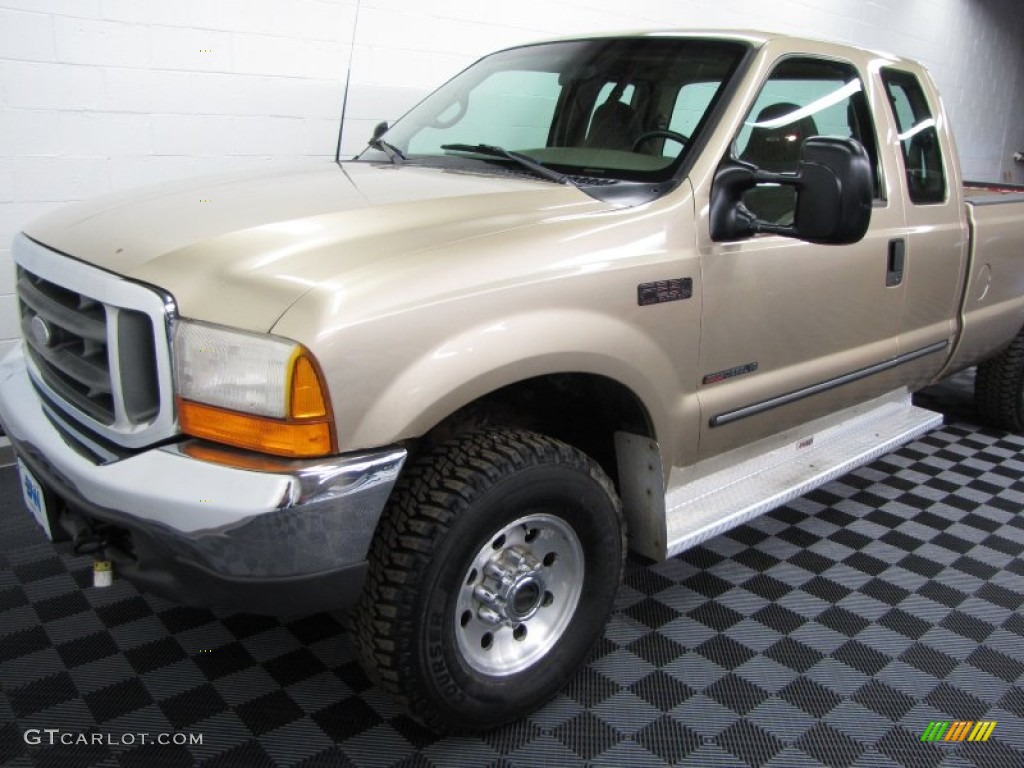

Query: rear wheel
[[352, 427, 625, 732], [974, 329, 1024, 432]]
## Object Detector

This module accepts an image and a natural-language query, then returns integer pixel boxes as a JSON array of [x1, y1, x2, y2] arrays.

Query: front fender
[[349, 307, 679, 452], [270, 183, 701, 471]]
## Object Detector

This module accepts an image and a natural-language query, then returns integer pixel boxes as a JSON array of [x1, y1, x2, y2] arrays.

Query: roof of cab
[[497, 29, 901, 64], [517, 28, 772, 47]]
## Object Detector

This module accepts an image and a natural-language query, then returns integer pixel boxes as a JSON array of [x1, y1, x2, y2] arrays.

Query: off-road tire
[[351, 427, 625, 732], [974, 330, 1024, 432]]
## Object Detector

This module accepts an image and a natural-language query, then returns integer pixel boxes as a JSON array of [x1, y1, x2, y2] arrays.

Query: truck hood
[[23, 161, 609, 331]]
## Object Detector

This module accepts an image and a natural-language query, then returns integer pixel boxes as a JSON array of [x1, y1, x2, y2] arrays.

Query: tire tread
[[351, 427, 622, 732], [974, 330, 1024, 432]]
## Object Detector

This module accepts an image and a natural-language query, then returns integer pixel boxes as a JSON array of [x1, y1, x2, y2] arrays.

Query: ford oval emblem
[[30, 315, 54, 348]]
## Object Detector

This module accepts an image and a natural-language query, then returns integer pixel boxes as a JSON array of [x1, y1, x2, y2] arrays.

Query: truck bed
[[964, 180, 1024, 204], [943, 182, 1024, 373]]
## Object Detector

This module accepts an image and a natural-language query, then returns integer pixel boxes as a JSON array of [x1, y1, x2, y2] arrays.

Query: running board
[[663, 394, 941, 558], [617, 393, 942, 561]]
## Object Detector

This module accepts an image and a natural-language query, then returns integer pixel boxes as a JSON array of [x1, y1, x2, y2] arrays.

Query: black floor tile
[[55, 631, 119, 668], [124, 636, 188, 675], [794, 722, 867, 768], [633, 715, 702, 763], [765, 637, 824, 673], [717, 719, 785, 767], [851, 678, 916, 720], [551, 711, 620, 761], [779, 676, 842, 719], [705, 673, 770, 715], [0, 625, 50, 663], [899, 643, 959, 678], [191, 640, 257, 680], [264, 647, 327, 687], [312, 697, 383, 743], [236, 690, 305, 736], [879, 607, 931, 639], [832, 640, 891, 676], [629, 669, 695, 711], [966, 645, 1024, 682], [84, 677, 153, 723], [160, 684, 229, 730], [8, 671, 79, 718]]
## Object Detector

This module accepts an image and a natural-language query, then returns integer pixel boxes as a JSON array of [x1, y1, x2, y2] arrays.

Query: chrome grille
[[12, 235, 177, 449], [19, 268, 117, 423]]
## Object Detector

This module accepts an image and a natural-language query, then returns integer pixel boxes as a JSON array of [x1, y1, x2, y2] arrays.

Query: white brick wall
[[1, 0, 1023, 351], [0, 0, 356, 349]]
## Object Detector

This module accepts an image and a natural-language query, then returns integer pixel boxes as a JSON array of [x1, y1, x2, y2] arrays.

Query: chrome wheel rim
[[455, 513, 584, 676]]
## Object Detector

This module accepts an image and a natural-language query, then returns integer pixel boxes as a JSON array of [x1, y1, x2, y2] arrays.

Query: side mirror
[[710, 136, 873, 245], [794, 137, 874, 243], [368, 121, 389, 150]]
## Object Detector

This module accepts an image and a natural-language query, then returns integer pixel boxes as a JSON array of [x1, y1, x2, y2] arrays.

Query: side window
[[408, 70, 560, 153], [732, 57, 881, 224], [881, 69, 946, 204]]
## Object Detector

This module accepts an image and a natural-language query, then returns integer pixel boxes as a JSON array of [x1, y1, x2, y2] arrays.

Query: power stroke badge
[[637, 278, 692, 306]]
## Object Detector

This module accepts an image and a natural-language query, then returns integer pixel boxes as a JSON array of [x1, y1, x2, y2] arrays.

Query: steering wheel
[[632, 130, 689, 152]]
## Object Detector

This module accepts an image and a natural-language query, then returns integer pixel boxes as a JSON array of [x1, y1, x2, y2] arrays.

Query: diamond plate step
[[664, 394, 943, 558]]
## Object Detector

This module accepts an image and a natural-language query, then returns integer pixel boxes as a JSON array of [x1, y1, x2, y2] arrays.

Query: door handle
[[886, 239, 905, 287]]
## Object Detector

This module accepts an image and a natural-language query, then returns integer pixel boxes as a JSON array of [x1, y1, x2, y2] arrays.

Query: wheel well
[[424, 373, 655, 487]]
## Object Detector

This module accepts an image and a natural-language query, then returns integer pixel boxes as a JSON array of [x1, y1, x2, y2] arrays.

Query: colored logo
[[23, 476, 42, 510], [920, 721, 997, 742]]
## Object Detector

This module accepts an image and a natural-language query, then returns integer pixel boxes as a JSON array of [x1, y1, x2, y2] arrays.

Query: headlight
[[173, 319, 335, 458]]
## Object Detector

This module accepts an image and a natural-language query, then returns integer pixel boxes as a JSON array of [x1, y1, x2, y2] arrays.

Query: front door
[[696, 55, 907, 459]]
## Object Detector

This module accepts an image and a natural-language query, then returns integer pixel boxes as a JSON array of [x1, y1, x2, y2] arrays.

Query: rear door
[[696, 55, 907, 459], [879, 67, 967, 386]]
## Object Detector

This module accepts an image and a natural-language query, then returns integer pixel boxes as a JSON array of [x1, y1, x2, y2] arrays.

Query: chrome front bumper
[[0, 346, 406, 614]]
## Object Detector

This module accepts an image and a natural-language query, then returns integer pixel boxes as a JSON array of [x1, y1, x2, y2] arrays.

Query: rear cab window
[[880, 69, 947, 204]]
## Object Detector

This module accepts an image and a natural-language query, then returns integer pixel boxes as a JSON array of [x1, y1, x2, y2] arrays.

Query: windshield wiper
[[440, 143, 574, 186], [368, 136, 406, 164]]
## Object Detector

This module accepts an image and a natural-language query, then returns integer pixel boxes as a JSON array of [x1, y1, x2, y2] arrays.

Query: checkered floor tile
[[2, 370, 1023, 767]]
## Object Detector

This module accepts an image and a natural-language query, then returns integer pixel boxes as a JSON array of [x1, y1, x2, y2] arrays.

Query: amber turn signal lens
[[178, 399, 334, 458], [289, 353, 328, 419]]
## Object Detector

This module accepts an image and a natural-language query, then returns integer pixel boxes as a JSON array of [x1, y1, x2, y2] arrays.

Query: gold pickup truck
[[2, 31, 1023, 731]]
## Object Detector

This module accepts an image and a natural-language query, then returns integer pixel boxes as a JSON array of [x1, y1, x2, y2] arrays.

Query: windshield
[[358, 37, 749, 184]]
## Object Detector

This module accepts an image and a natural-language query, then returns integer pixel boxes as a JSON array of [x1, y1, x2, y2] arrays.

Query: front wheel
[[352, 428, 625, 732]]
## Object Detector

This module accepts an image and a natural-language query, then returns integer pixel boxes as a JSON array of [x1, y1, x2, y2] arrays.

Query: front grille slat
[[25, 345, 116, 424], [16, 257, 167, 436], [17, 275, 106, 341], [20, 315, 112, 395]]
